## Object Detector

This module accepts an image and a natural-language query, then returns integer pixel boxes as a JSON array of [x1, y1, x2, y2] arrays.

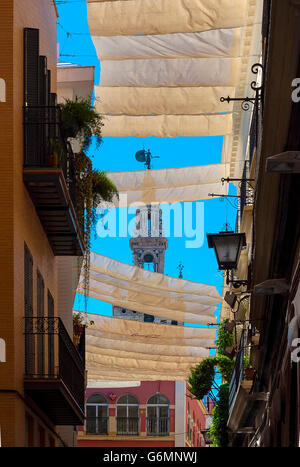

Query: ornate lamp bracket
[[220, 63, 264, 111]]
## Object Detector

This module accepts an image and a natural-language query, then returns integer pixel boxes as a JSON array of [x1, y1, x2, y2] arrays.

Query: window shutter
[[37, 270, 45, 375], [47, 290, 55, 376], [39, 56, 48, 163], [24, 243, 34, 375], [23, 28, 39, 106], [24, 28, 40, 166]]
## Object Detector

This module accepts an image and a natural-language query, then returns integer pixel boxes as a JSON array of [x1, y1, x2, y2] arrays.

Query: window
[[37, 270, 45, 375], [47, 291, 55, 376], [117, 394, 139, 435], [86, 393, 109, 435], [147, 394, 169, 436], [144, 314, 154, 322], [24, 244, 33, 375]]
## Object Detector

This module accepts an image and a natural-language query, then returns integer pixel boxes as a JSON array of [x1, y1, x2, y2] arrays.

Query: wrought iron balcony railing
[[229, 328, 246, 414], [116, 417, 139, 435], [24, 317, 85, 417], [24, 105, 69, 175], [23, 105, 85, 255], [146, 417, 170, 436], [86, 417, 109, 435], [239, 160, 254, 223], [23, 105, 84, 218]]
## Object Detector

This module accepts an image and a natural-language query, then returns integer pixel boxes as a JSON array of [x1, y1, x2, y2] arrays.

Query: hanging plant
[[59, 97, 104, 150], [73, 152, 119, 309], [187, 354, 234, 402], [188, 358, 216, 400], [73, 311, 95, 347], [208, 383, 229, 447], [215, 355, 235, 382], [216, 319, 235, 356]]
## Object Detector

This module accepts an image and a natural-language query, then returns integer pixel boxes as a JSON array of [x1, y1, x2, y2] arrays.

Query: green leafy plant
[[216, 319, 234, 356], [59, 97, 104, 150], [188, 354, 234, 401], [92, 170, 119, 204], [73, 152, 119, 308], [73, 311, 94, 329], [208, 383, 229, 447], [215, 355, 235, 382], [243, 355, 250, 370], [188, 358, 216, 400]]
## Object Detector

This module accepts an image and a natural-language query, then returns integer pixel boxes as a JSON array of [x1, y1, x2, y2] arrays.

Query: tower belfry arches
[[113, 150, 182, 325]]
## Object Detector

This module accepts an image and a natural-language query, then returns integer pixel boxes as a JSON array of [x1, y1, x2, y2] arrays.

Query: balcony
[[23, 105, 85, 256], [147, 417, 170, 436], [227, 329, 254, 432], [239, 161, 254, 224], [86, 417, 109, 435], [116, 417, 139, 435], [24, 317, 85, 425]]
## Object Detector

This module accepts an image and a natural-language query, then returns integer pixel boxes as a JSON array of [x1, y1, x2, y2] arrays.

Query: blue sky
[[56, 1, 237, 322]]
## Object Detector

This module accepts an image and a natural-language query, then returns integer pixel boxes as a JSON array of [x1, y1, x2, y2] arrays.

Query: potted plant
[[73, 311, 95, 346], [243, 355, 255, 380], [45, 138, 63, 168], [59, 97, 104, 150], [216, 319, 235, 359], [73, 311, 85, 337]]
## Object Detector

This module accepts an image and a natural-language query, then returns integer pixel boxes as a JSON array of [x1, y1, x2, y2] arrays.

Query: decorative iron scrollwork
[[220, 63, 264, 111]]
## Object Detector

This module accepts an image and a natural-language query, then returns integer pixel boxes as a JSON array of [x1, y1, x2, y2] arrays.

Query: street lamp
[[207, 231, 247, 288]]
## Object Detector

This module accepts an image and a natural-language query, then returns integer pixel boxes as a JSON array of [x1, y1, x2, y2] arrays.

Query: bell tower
[[129, 204, 168, 274], [113, 204, 182, 325]]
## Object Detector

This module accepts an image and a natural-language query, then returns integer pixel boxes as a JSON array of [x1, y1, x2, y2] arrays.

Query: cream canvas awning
[[85, 313, 217, 381], [87, 0, 260, 137], [77, 252, 220, 324], [105, 163, 228, 205]]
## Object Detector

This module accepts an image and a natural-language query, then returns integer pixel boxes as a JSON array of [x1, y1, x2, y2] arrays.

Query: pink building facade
[[77, 381, 177, 447]]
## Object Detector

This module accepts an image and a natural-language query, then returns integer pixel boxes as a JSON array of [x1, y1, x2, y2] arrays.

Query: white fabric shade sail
[[87, 0, 251, 36], [92, 29, 241, 60], [77, 253, 220, 325], [87, 252, 220, 300], [95, 86, 235, 115], [87, 0, 259, 136], [98, 58, 240, 87], [84, 313, 216, 381], [105, 163, 228, 205], [101, 114, 233, 137]]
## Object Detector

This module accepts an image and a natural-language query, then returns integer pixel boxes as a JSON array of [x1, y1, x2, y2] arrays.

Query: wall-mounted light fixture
[[207, 231, 248, 288]]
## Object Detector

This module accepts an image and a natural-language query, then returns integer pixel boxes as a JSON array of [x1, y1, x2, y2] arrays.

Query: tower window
[[143, 254, 154, 263]]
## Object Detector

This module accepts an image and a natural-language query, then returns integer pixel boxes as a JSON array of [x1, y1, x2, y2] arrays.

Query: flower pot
[[225, 346, 235, 359], [73, 323, 84, 337], [62, 117, 80, 139], [73, 334, 80, 347], [45, 153, 59, 168], [245, 367, 255, 380], [45, 154, 54, 167]]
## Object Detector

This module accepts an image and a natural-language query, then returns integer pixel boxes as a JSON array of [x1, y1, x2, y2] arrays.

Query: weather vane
[[177, 261, 184, 279], [134, 148, 160, 170]]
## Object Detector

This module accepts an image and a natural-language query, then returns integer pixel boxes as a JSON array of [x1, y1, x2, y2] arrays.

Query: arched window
[[147, 394, 170, 436], [116, 394, 139, 435], [86, 393, 108, 435]]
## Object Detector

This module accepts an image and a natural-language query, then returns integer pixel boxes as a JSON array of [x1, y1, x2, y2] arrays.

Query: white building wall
[[175, 381, 186, 447]]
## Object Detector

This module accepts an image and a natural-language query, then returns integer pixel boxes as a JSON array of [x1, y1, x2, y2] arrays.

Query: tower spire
[[177, 261, 184, 279]]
